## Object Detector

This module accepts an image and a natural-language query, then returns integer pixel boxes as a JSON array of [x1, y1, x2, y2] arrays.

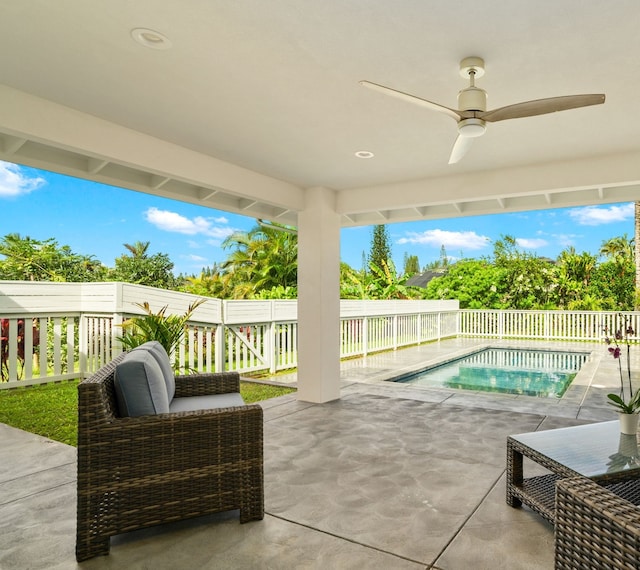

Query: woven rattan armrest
[[555, 476, 640, 569], [174, 371, 240, 397]]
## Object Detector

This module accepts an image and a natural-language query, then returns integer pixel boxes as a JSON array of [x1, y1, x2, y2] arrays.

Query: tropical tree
[[220, 221, 297, 298], [424, 259, 504, 309], [369, 225, 392, 275], [123, 241, 151, 258], [109, 242, 177, 289], [367, 259, 423, 300], [254, 285, 298, 299], [595, 233, 636, 310], [590, 254, 636, 310], [402, 253, 420, 277], [554, 247, 597, 309], [423, 245, 451, 271], [339, 262, 368, 299], [599, 235, 634, 262], [0, 233, 106, 282], [180, 264, 231, 298], [493, 235, 556, 309]]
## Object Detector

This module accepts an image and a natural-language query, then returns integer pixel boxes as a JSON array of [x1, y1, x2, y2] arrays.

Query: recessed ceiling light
[[355, 150, 374, 159], [131, 28, 172, 50]]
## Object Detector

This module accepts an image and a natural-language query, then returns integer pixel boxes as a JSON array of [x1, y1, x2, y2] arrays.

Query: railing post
[[214, 324, 225, 372], [544, 311, 550, 340], [393, 314, 398, 350], [269, 320, 277, 374], [8, 318, 17, 382], [78, 314, 88, 376], [363, 316, 369, 357]]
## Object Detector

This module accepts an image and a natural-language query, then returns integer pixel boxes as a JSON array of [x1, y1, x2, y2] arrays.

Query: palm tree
[[123, 241, 151, 259], [182, 264, 231, 298], [220, 222, 298, 297], [599, 235, 633, 261], [556, 247, 597, 309]]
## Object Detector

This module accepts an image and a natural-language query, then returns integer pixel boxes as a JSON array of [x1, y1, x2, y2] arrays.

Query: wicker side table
[[506, 421, 640, 524]]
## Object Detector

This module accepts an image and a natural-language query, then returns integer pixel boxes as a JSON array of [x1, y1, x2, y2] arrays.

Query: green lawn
[[0, 380, 295, 446]]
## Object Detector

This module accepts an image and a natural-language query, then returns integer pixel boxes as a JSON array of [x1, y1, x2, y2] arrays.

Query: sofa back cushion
[[132, 341, 175, 401], [114, 348, 170, 417]]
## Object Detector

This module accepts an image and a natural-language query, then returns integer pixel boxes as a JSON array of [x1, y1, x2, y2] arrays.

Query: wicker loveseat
[[75, 344, 264, 562], [555, 475, 640, 569]]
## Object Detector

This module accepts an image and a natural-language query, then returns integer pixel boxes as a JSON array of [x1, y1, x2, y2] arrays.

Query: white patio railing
[[1, 280, 637, 388], [0, 281, 459, 387], [458, 309, 640, 343]]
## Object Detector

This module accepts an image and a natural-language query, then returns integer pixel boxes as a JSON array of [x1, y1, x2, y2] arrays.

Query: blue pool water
[[393, 348, 589, 398]]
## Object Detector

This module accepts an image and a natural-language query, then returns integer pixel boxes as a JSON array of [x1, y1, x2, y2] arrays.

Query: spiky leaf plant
[[118, 299, 206, 368]]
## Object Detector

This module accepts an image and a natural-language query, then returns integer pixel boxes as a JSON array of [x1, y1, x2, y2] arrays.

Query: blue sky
[[0, 160, 634, 276]]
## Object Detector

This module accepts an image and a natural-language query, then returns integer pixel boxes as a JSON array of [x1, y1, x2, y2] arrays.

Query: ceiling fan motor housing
[[458, 86, 486, 112], [457, 84, 487, 137]]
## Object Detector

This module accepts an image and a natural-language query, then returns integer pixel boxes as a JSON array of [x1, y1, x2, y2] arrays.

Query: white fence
[[2, 281, 638, 388], [458, 310, 640, 343], [0, 281, 458, 387]]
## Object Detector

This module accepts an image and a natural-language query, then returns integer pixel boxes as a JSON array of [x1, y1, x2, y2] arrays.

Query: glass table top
[[510, 420, 640, 478]]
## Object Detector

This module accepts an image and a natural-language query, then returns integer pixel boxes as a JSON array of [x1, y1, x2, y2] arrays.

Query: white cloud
[[185, 254, 207, 262], [144, 207, 238, 238], [397, 229, 490, 250], [0, 161, 46, 198], [550, 233, 582, 247], [568, 203, 634, 226], [516, 238, 548, 249]]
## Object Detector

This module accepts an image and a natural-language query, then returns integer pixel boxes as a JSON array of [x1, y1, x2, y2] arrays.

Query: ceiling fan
[[360, 57, 605, 164]]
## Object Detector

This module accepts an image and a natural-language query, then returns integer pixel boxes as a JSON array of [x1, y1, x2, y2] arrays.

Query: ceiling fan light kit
[[360, 56, 605, 164], [457, 118, 486, 137]]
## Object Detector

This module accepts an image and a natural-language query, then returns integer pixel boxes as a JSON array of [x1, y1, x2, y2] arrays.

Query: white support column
[[297, 187, 341, 403]]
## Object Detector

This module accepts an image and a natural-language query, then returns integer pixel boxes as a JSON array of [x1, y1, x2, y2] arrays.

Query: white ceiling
[[0, 0, 639, 226]]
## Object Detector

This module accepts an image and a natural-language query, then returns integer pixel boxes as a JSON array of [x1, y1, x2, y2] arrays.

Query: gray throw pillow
[[132, 341, 175, 402], [114, 349, 170, 417]]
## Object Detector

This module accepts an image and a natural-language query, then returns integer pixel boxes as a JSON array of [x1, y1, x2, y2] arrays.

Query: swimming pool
[[392, 347, 589, 398]]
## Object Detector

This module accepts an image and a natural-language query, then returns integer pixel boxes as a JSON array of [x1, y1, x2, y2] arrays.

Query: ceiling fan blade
[[360, 80, 462, 121], [480, 94, 605, 123], [448, 134, 475, 164]]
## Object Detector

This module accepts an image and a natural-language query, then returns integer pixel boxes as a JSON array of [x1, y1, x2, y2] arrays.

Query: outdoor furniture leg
[[239, 465, 265, 523], [506, 439, 523, 508], [76, 499, 111, 562]]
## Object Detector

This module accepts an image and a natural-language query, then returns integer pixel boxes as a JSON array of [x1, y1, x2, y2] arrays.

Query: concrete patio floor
[[0, 338, 624, 569]]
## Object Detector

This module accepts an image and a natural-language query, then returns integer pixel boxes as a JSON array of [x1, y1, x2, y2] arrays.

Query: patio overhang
[[1, 1, 639, 402], [1, 84, 639, 227]]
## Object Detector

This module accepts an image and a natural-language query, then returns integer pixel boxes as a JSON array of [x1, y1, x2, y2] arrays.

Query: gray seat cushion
[[132, 341, 175, 401], [114, 349, 170, 417], [169, 392, 245, 413]]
